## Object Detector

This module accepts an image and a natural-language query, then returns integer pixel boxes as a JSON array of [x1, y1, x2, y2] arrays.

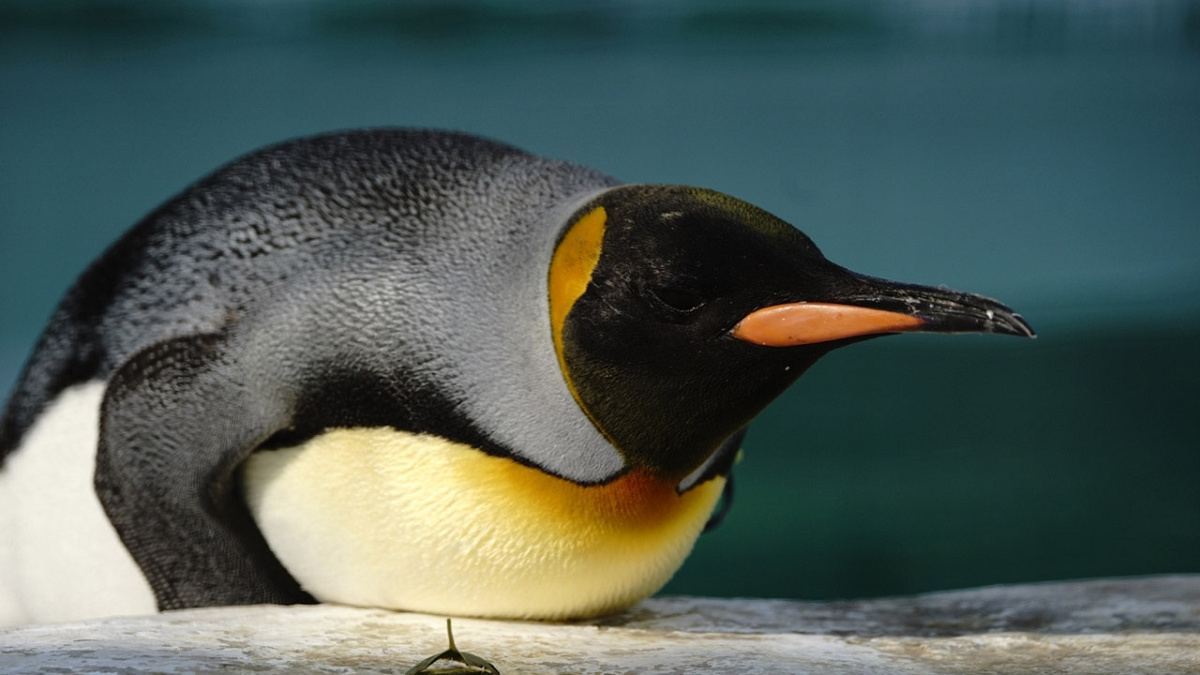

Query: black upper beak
[[732, 272, 1034, 347]]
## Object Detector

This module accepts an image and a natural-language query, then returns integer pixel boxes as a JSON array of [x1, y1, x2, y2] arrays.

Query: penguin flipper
[[700, 427, 746, 533], [95, 333, 313, 610], [702, 473, 735, 533]]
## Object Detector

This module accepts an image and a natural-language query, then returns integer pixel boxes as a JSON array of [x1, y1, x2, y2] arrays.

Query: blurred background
[[1, 0, 1197, 601]]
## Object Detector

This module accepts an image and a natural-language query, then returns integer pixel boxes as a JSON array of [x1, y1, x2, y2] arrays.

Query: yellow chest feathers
[[241, 428, 724, 620]]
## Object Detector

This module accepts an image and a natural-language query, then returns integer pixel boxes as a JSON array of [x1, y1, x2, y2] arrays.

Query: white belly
[[0, 381, 156, 626], [242, 428, 724, 620]]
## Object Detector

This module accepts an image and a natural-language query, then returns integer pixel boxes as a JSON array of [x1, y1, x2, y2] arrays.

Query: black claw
[[405, 619, 501, 675]]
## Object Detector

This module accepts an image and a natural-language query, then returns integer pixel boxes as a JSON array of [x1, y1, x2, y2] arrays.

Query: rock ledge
[[1, 576, 1197, 674]]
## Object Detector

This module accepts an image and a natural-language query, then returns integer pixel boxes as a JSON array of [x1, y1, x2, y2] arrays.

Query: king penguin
[[0, 129, 1033, 626]]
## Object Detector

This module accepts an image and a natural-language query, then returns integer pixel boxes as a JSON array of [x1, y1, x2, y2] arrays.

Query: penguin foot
[[405, 619, 500, 675]]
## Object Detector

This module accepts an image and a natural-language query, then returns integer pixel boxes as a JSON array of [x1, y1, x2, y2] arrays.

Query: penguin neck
[[374, 183, 627, 485]]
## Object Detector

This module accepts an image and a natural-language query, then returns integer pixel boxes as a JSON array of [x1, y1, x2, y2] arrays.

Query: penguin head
[[549, 185, 1033, 484]]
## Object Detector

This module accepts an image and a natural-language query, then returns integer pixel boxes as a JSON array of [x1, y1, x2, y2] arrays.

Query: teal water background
[[1, 1, 1197, 600]]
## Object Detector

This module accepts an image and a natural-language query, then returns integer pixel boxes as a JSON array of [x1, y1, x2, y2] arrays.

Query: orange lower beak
[[732, 302, 928, 347], [732, 283, 1034, 348]]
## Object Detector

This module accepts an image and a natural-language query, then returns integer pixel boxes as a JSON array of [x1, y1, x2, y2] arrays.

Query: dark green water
[[667, 324, 1200, 599], [1, 1, 1197, 601]]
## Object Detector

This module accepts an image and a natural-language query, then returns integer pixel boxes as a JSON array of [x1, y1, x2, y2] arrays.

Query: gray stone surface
[[1, 576, 1198, 674]]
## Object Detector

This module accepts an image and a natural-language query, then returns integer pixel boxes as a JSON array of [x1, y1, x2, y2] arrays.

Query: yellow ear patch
[[548, 206, 607, 357], [548, 206, 608, 430]]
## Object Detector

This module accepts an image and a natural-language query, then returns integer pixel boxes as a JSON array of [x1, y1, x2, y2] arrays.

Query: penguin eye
[[646, 285, 707, 317]]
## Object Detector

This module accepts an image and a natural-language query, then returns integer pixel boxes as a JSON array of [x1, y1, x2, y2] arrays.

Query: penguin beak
[[731, 276, 1035, 347]]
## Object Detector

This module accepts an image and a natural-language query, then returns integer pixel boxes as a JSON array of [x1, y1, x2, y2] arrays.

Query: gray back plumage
[[1, 129, 625, 481]]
